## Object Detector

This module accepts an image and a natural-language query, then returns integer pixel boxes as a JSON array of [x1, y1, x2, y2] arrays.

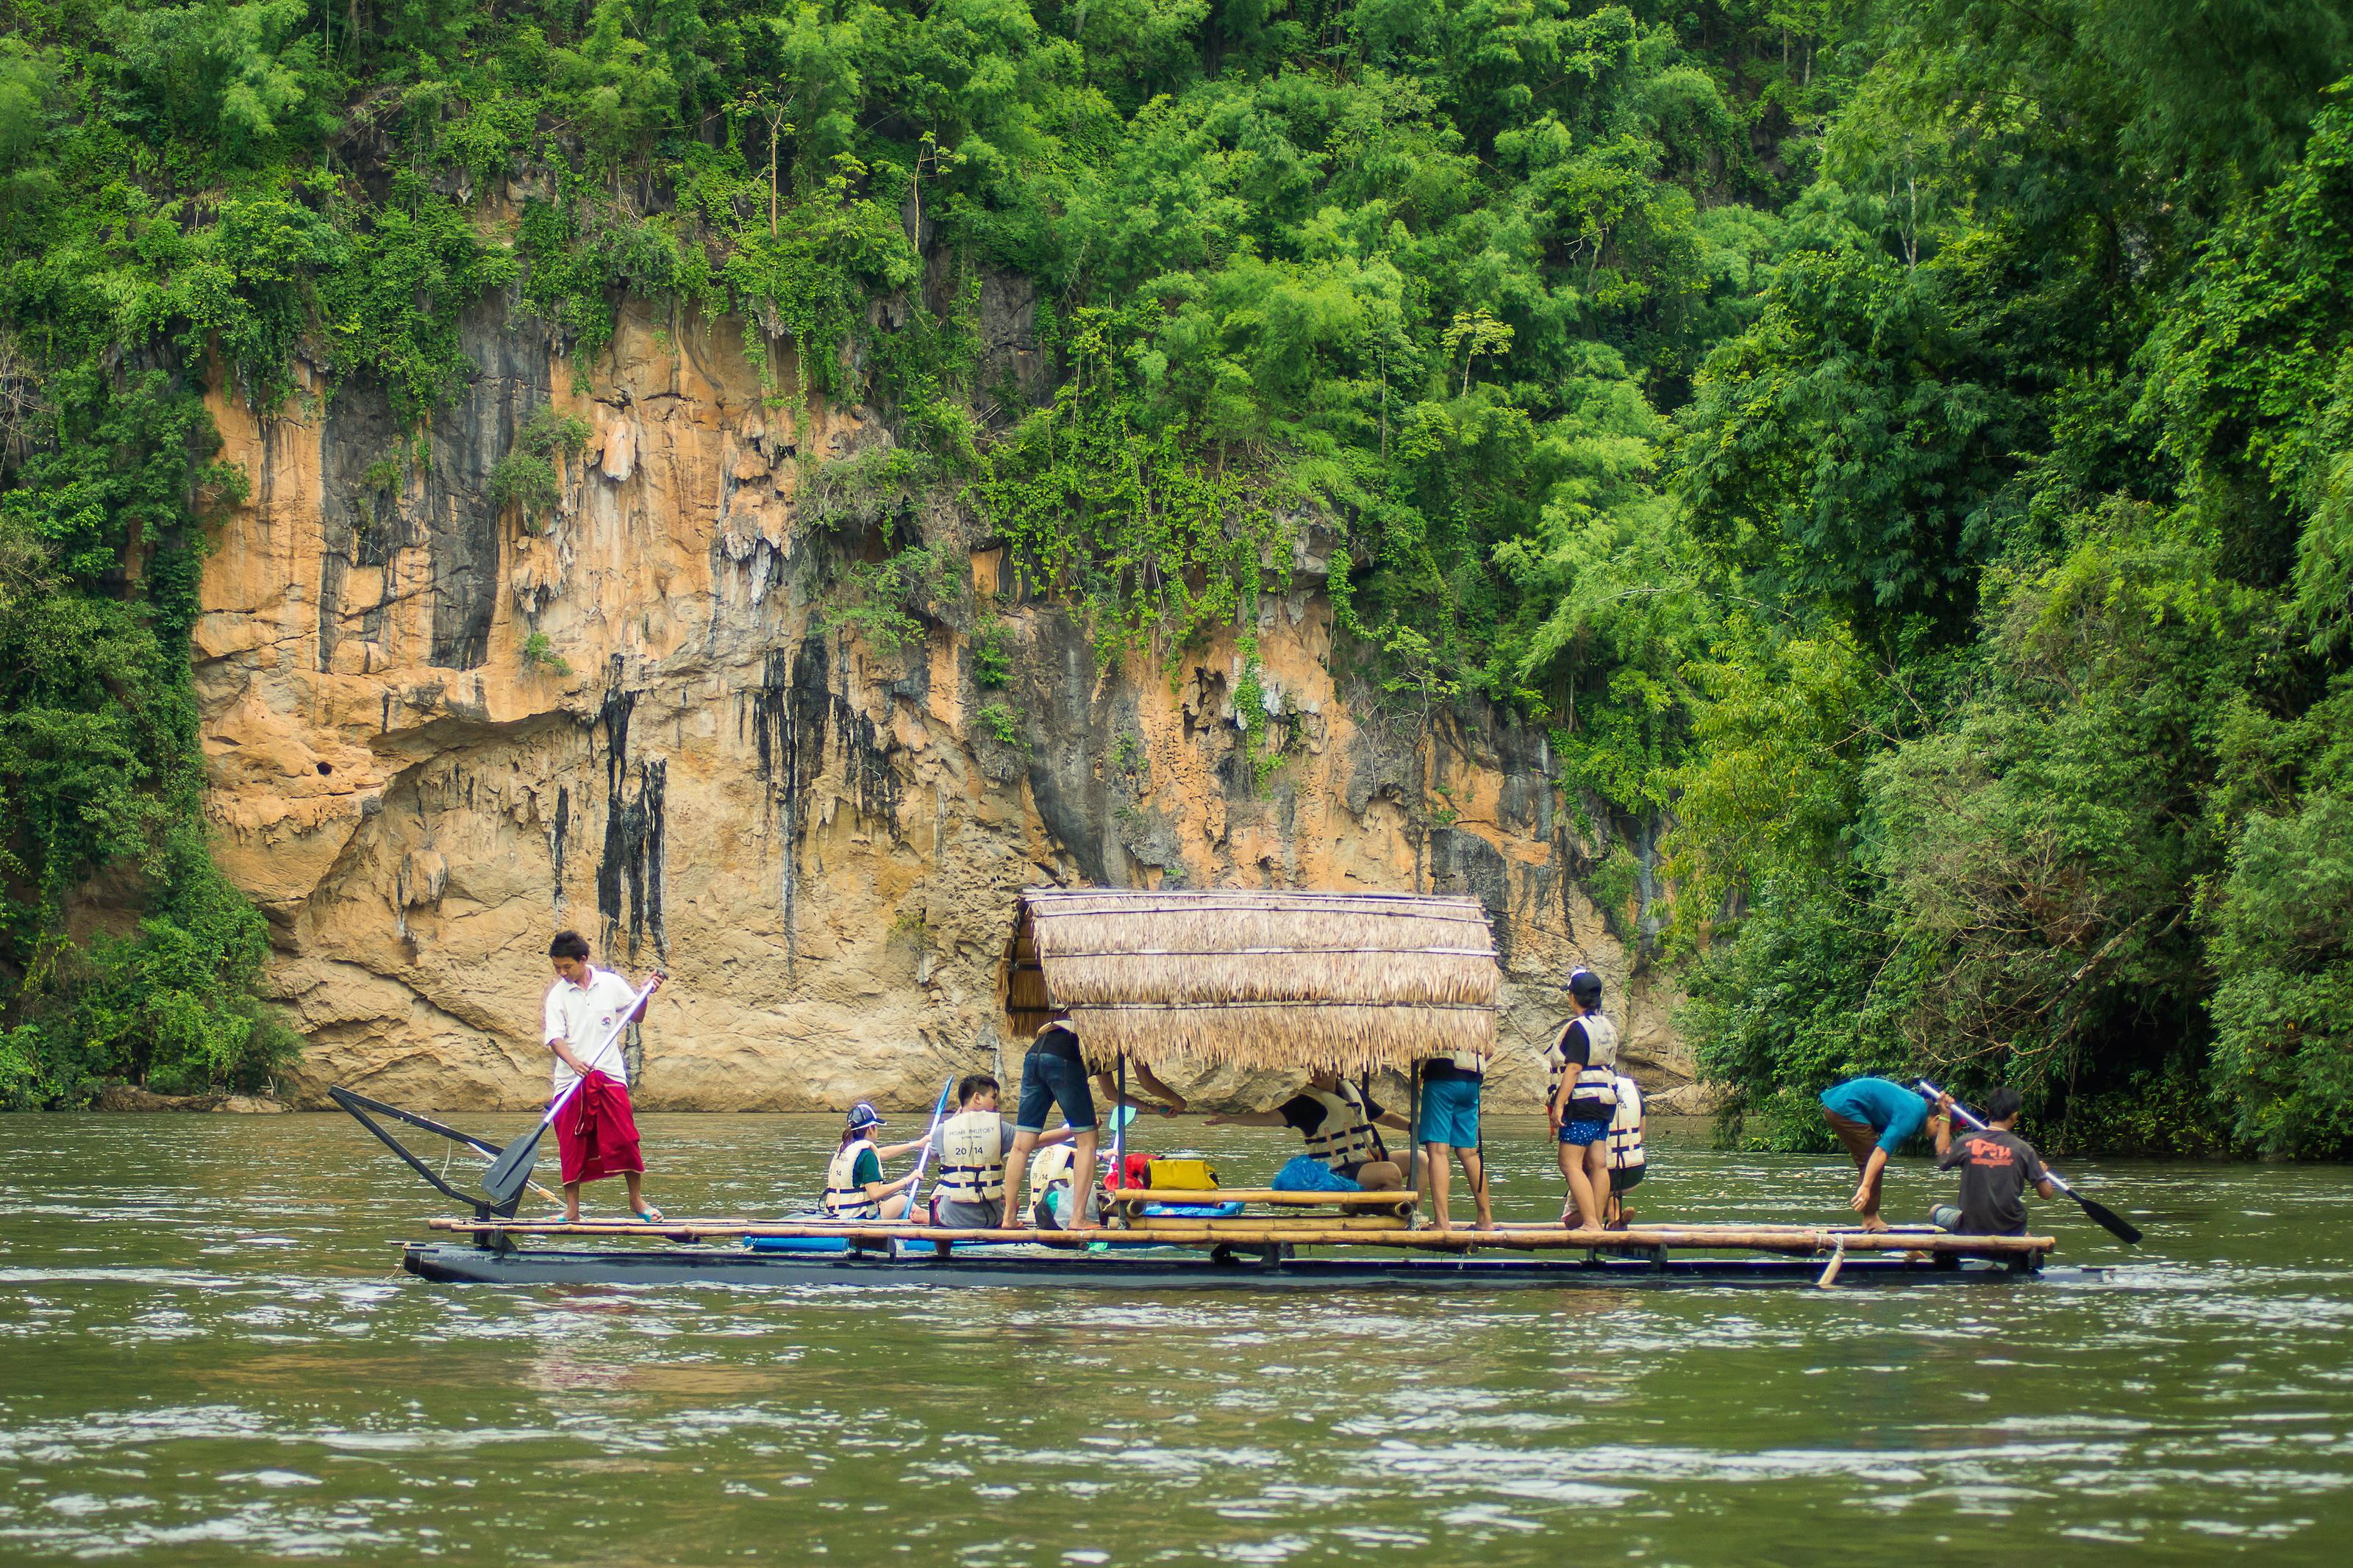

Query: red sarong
[[553, 1070, 644, 1185]]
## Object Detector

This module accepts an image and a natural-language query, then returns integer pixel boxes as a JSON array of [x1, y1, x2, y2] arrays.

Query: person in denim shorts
[[999, 1022, 1102, 1229], [1547, 967, 1619, 1230]]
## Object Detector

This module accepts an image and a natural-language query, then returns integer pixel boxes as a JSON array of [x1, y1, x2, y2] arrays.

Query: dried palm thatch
[[1002, 887, 1499, 1075]]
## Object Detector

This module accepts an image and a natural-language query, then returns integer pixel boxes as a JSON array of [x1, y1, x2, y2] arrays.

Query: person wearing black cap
[[821, 1102, 930, 1221], [1545, 967, 1620, 1231]]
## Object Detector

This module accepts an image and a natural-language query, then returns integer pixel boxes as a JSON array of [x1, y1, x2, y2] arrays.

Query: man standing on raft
[[1001, 1020, 1109, 1230], [1818, 1074, 1932, 1231], [1419, 1045, 1494, 1234], [542, 929, 663, 1222]]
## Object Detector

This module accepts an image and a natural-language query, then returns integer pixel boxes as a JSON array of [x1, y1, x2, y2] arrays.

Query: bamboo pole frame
[[1113, 1051, 1126, 1209], [1103, 1189, 1416, 1209], [423, 1217, 2055, 1256], [1121, 1214, 1413, 1233], [1408, 1070, 1424, 1206]]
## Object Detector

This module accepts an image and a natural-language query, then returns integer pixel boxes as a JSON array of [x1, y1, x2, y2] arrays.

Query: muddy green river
[[0, 1112, 2346, 1565]]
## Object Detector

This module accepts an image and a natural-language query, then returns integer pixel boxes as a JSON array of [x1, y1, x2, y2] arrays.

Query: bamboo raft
[[406, 1202, 2059, 1290], [421, 1214, 2053, 1256], [360, 889, 2078, 1293]]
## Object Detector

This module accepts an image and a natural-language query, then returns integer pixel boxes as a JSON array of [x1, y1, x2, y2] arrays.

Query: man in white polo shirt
[[543, 929, 663, 1221]]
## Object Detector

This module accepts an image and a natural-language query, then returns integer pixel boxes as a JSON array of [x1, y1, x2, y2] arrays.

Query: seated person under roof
[[1024, 1108, 1137, 1228], [1207, 1070, 1413, 1190]]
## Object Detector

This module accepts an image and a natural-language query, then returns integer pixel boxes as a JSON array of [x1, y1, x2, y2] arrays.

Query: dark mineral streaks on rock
[[596, 657, 665, 962], [551, 784, 570, 903], [749, 635, 904, 975]]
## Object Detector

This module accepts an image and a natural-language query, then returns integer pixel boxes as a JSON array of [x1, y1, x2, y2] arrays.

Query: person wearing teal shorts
[[1416, 1051, 1493, 1234]]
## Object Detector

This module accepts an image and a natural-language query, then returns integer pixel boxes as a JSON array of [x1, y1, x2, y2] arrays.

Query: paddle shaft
[[1916, 1080, 2077, 1191], [1916, 1079, 2141, 1244], [482, 972, 661, 1203], [537, 973, 663, 1128], [902, 1075, 956, 1215]]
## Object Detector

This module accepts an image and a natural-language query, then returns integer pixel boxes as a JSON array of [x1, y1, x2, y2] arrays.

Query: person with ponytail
[[821, 1103, 930, 1222], [1546, 967, 1619, 1230]]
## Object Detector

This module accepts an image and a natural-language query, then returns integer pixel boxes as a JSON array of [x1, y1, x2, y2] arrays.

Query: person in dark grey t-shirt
[[1929, 1086, 2057, 1236]]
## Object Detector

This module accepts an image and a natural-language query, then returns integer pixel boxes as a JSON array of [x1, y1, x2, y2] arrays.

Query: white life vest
[[1029, 1142, 1074, 1192], [1561, 1011, 1620, 1119], [1543, 1023, 1574, 1105], [935, 1109, 1007, 1204], [1028, 1142, 1101, 1223], [823, 1138, 880, 1219], [1432, 1050, 1488, 1077], [1300, 1084, 1381, 1170], [1606, 1074, 1645, 1173]]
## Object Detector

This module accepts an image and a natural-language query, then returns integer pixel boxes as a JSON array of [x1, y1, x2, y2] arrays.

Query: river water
[[0, 1112, 2346, 1565]]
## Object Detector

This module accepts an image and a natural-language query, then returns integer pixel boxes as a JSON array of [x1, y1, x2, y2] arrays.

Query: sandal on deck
[[633, 1206, 665, 1223]]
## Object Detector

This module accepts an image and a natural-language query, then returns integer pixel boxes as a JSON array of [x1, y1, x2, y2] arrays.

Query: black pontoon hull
[[401, 1242, 2065, 1290]]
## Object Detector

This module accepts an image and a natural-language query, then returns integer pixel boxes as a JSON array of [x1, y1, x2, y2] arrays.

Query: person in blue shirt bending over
[[1818, 1075, 1932, 1232]]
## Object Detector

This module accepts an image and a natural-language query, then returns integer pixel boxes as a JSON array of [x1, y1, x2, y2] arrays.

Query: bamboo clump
[[1002, 887, 1501, 1075]]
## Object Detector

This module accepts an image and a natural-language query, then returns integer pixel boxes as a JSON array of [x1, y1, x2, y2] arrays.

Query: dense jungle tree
[[0, 1, 2347, 1151]]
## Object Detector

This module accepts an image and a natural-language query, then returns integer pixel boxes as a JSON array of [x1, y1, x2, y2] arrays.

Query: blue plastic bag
[[1273, 1155, 1360, 1192]]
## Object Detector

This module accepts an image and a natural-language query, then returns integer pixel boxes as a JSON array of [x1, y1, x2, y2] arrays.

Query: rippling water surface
[[1, 1112, 2347, 1565]]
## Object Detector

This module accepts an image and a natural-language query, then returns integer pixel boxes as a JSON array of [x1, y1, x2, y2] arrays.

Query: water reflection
[[0, 1112, 2347, 1563]]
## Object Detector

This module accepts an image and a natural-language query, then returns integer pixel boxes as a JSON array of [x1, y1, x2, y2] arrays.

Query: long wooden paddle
[[1916, 1079, 2143, 1244], [483, 972, 663, 1204]]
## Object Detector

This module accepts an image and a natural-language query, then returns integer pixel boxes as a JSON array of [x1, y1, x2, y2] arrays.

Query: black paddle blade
[[481, 1124, 549, 1204], [2072, 1190, 2142, 1245]]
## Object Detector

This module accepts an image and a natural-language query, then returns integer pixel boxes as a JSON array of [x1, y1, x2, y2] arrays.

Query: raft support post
[[1407, 1063, 1424, 1222], [1113, 1051, 1127, 1227]]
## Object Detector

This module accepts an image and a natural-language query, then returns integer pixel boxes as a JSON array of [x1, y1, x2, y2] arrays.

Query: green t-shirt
[[851, 1147, 882, 1188]]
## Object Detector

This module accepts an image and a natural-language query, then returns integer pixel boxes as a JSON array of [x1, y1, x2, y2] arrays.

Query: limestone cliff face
[[196, 293, 1689, 1112]]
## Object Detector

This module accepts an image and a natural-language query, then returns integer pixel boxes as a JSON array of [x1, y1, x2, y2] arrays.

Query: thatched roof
[[1001, 887, 1499, 1075]]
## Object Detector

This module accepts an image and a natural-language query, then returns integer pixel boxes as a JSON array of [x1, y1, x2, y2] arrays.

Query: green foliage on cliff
[[1, 1, 2350, 1146], [0, 365, 297, 1106]]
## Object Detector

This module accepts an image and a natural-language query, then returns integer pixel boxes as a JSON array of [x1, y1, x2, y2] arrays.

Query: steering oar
[[1916, 1079, 2142, 1244]]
